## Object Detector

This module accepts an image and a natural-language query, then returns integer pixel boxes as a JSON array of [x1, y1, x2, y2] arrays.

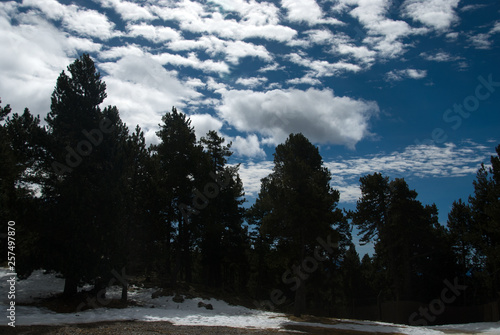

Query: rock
[[151, 290, 162, 299], [198, 301, 213, 310], [173, 294, 184, 303]]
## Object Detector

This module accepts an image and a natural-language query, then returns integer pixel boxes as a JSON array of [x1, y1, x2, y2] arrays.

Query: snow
[[1, 267, 499, 334]]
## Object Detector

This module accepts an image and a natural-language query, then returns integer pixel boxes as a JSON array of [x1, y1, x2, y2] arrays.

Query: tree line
[[0, 54, 499, 321]]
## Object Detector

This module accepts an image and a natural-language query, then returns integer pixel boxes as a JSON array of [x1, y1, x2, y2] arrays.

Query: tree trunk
[[121, 282, 128, 302], [294, 283, 306, 317], [294, 244, 306, 317], [63, 276, 78, 297]]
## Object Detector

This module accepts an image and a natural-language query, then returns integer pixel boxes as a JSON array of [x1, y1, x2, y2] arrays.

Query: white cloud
[[287, 52, 362, 77], [335, 43, 377, 64], [217, 88, 379, 148], [209, 0, 281, 26], [185, 77, 206, 89], [306, 29, 335, 44], [402, 0, 460, 31], [229, 134, 266, 158], [420, 51, 461, 62], [324, 142, 494, 203], [99, 54, 202, 141], [287, 75, 322, 86], [153, 0, 297, 42], [281, 0, 343, 26], [326, 142, 493, 180], [239, 142, 493, 202], [339, 0, 422, 59], [189, 113, 223, 140], [0, 4, 101, 118], [98, 44, 145, 60], [460, 4, 487, 12], [235, 77, 268, 88], [95, 0, 155, 21], [168, 36, 272, 65], [236, 161, 274, 197], [22, 0, 117, 40], [258, 63, 284, 73], [468, 21, 500, 50], [152, 52, 230, 74], [491, 21, 500, 34], [126, 23, 180, 43], [206, 77, 228, 92], [385, 68, 427, 81]]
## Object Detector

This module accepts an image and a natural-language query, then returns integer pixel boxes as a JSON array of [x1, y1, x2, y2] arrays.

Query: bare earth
[[0, 321, 404, 335]]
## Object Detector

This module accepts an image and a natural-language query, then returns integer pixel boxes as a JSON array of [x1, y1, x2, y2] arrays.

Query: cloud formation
[[238, 142, 494, 202], [402, 0, 460, 31], [216, 87, 379, 148]]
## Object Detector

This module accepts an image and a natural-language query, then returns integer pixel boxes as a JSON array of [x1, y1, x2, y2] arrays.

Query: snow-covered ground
[[1, 267, 499, 334]]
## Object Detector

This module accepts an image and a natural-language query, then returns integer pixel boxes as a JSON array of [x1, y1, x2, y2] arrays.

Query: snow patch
[[2, 267, 499, 334]]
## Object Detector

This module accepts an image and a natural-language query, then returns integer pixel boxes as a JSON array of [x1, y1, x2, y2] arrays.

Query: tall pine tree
[[250, 133, 343, 316], [43, 54, 124, 296]]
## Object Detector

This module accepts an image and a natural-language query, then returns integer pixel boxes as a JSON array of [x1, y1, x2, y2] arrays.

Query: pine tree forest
[[1, 54, 499, 325]]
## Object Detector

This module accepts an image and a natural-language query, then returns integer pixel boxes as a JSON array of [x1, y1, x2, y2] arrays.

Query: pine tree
[[197, 131, 247, 290], [1, 103, 46, 270], [448, 199, 475, 276], [43, 54, 122, 296], [250, 133, 343, 317], [468, 145, 500, 299], [351, 174, 454, 301], [154, 107, 204, 283]]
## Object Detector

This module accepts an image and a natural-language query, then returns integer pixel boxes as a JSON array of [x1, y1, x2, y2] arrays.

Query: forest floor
[[0, 320, 411, 335], [1, 268, 498, 335]]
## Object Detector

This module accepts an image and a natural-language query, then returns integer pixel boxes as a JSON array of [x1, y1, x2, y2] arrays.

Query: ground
[[1, 268, 499, 334]]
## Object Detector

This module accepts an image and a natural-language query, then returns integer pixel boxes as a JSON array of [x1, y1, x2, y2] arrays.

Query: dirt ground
[[0, 320, 407, 335]]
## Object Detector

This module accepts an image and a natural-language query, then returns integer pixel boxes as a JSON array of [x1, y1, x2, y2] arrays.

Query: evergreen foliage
[[1, 54, 499, 323]]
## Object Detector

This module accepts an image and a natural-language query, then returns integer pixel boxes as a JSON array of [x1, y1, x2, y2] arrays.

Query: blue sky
[[1, 0, 499, 256]]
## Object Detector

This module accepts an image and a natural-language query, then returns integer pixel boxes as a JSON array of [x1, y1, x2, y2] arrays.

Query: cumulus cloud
[[340, 0, 419, 59], [152, 52, 230, 74], [236, 161, 274, 197], [0, 3, 101, 118], [235, 76, 268, 88], [98, 44, 145, 60], [126, 23, 180, 43], [229, 134, 266, 158], [154, 0, 297, 42], [95, 0, 155, 21], [189, 113, 223, 140], [402, 0, 460, 31], [281, 0, 343, 26], [217, 88, 379, 148], [287, 53, 362, 77], [22, 0, 117, 40], [209, 0, 281, 26], [168, 36, 272, 65], [287, 75, 322, 86], [99, 54, 202, 140]]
